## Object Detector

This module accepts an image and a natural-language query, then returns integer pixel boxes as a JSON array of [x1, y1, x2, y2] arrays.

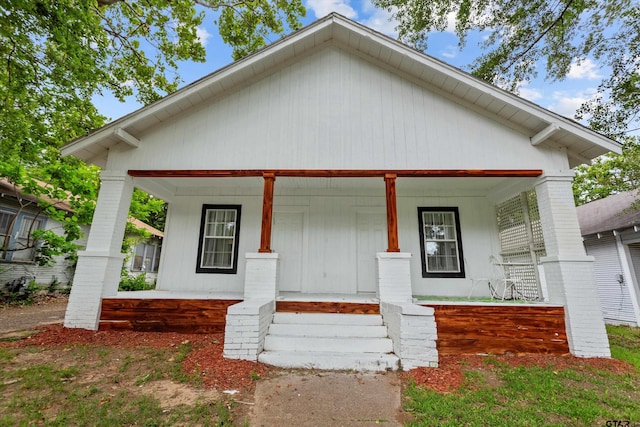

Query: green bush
[[118, 273, 155, 292]]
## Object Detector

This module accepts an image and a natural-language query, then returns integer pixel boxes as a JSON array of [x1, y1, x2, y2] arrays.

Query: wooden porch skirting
[[99, 298, 241, 333], [422, 303, 570, 356], [99, 299, 569, 356], [275, 301, 380, 314]]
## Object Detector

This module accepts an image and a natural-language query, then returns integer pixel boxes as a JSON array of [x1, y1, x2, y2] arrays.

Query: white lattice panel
[[495, 191, 547, 300]]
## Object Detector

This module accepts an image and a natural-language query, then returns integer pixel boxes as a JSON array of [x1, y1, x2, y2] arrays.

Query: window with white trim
[[418, 207, 465, 278], [196, 205, 241, 274]]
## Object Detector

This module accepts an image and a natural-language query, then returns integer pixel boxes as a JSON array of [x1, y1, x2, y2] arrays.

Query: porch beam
[[128, 169, 543, 178], [385, 173, 400, 252], [258, 173, 275, 253]]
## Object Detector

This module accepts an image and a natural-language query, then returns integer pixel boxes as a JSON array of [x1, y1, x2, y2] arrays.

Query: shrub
[[118, 273, 155, 292]]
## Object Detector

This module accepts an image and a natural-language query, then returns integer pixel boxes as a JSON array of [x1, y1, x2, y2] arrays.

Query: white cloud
[[307, 0, 357, 19], [517, 83, 543, 102], [359, 0, 398, 37], [567, 59, 601, 80], [196, 26, 212, 47], [546, 88, 597, 119], [440, 45, 458, 59]]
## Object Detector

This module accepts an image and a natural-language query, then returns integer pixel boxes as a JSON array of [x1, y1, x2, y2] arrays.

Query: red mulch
[[3, 325, 634, 394], [1, 324, 268, 391], [402, 354, 636, 393]]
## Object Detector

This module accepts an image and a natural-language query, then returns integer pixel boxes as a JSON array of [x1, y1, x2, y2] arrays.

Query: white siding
[[0, 220, 89, 288], [107, 46, 567, 172], [157, 187, 499, 297], [584, 236, 638, 325], [156, 194, 262, 293]]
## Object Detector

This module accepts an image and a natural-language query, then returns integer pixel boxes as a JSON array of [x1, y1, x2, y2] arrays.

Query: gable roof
[[61, 13, 620, 168], [577, 191, 640, 236]]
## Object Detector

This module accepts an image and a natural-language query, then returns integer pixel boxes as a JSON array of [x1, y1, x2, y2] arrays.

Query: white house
[[0, 178, 161, 289], [0, 178, 89, 287], [577, 191, 640, 326], [61, 14, 619, 370], [124, 217, 163, 282]]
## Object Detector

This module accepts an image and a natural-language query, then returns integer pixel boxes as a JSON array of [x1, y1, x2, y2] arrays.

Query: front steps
[[258, 312, 399, 371]]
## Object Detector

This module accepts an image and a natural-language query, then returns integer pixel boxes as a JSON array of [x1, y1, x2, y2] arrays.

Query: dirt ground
[[0, 295, 68, 339], [0, 297, 407, 426]]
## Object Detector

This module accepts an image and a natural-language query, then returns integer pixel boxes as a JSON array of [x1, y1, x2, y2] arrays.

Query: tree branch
[[502, 0, 575, 74]]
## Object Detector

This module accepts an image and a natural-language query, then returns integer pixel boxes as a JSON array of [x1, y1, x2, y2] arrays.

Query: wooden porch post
[[384, 173, 400, 252], [259, 173, 276, 253]]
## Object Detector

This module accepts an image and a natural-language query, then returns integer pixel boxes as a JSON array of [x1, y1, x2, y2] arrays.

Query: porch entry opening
[[271, 199, 386, 295]]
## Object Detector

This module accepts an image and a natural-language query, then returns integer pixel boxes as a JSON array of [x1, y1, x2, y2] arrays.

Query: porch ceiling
[[132, 175, 535, 201]]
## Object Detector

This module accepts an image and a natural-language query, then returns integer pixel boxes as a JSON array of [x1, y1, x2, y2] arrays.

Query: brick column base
[[541, 255, 611, 357], [244, 253, 279, 300], [64, 251, 125, 330], [376, 252, 413, 303]]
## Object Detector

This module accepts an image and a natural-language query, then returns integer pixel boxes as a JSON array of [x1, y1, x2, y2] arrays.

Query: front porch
[[65, 169, 611, 370], [97, 291, 570, 365]]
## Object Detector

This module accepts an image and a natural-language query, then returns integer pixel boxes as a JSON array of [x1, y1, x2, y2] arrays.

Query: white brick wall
[[85, 171, 134, 254], [64, 171, 133, 331], [244, 253, 279, 300], [223, 299, 275, 360], [377, 252, 413, 303], [381, 301, 439, 370], [536, 174, 611, 358]]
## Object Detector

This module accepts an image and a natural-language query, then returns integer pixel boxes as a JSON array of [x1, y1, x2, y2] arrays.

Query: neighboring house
[[577, 191, 640, 326], [61, 14, 619, 370], [0, 178, 162, 287], [125, 217, 163, 282], [0, 177, 89, 287]]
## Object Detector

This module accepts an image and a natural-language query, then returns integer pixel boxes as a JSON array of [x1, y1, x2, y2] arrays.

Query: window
[[0, 211, 45, 262], [0, 210, 14, 236], [131, 242, 161, 273], [0, 210, 15, 260], [418, 207, 465, 278], [18, 216, 43, 239], [196, 205, 241, 274]]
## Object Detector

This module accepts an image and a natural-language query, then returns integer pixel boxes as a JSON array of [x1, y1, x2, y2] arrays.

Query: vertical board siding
[[584, 236, 638, 325], [424, 304, 569, 355], [107, 46, 567, 171], [156, 191, 502, 296]]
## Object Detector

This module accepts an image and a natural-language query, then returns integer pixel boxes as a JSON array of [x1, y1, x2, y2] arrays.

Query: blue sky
[[93, 0, 604, 125]]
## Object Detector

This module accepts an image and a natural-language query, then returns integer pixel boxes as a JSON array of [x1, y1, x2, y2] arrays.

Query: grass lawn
[[0, 321, 637, 426], [0, 342, 233, 426], [403, 325, 640, 427]]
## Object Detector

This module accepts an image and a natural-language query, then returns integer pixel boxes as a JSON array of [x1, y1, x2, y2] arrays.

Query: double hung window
[[418, 207, 465, 278], [196, 205, 241, 274]]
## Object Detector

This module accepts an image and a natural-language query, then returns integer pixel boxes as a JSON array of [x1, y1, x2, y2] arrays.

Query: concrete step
[[258, 351, 400, 371], [273, 312, 383, 326], [263, 335, 394, 353], [268, 323, 389, 338]]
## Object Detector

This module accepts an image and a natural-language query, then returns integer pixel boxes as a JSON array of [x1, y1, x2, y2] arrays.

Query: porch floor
[[111, 290, 243, 299]]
